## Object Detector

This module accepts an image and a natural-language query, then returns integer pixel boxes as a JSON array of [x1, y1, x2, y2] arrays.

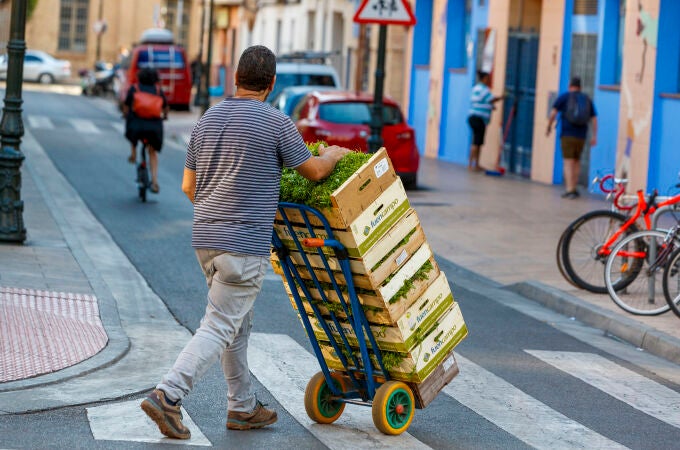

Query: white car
[[0, 50, 72, 84], [268, 53, 341, 102]]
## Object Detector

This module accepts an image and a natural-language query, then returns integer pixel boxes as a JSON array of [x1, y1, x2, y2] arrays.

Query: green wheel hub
[[317, 380, 343, 418], [386, 388, 412, 428]]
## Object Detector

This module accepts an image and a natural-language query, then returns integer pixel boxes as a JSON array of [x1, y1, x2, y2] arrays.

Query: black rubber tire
[[38, 73, 54, 84], [561, 210, 638, 293], [662, 246, 680, 318], [556, 227, 579, 287], [139, 185, 147, 202]]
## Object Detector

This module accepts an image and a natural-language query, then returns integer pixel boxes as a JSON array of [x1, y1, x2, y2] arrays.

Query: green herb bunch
[[280, 142, 372, 209]]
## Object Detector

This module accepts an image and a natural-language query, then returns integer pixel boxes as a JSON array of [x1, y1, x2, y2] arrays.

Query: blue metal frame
[[272, 202, 390, 404]]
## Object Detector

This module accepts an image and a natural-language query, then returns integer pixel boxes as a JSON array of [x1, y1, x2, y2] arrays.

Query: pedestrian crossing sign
[[353, 0, 417, 26]]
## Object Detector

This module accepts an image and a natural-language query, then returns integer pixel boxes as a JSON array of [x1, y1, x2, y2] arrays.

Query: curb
[[507, 281, 680, 366]]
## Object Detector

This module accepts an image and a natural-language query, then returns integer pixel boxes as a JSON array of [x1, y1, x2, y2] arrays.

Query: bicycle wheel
[[556, 228, 579, 287], [604, 229, 673, 315], [561, 210, 637, 293], [662, 247, 680, 318]]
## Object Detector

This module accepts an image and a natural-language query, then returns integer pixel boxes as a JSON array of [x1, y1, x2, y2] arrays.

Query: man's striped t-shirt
[[185, 97, 311, 256], [469, 82, 494, 123]]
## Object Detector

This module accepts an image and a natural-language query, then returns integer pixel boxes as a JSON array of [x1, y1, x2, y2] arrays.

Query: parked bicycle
[[559, 177, 680, 294], [604, 223, 680, 315]]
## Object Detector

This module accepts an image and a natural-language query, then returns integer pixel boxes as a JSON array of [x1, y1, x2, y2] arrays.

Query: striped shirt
[[469, 82, 494, 123], [185, 97, 311, 256]]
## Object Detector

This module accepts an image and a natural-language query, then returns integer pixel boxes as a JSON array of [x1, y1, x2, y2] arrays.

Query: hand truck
[[271, 202, 416, 435]]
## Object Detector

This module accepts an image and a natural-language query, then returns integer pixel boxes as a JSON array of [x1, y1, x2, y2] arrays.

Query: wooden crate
[[303, 272, 455, 352], [271, 209, 424, 289], [335, 351, 460, 409], [274, 177, 410, 259], [276, 148, 398, 229], [318, 303, 468, 383], [281, 255, 441, 324]]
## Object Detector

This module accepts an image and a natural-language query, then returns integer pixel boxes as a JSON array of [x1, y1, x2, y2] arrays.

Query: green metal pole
[[0, 0, 28, 243], [194, 0, 207, 107], [367, 24, 387, 154], [202, 0, 215, 115]]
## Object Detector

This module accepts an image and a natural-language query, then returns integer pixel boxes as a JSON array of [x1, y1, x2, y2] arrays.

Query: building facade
[[409, 0, 680, 193]]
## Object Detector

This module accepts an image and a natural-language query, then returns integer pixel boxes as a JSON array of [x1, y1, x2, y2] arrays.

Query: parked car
[[117, 28, 192, 111], [268, 52, 341, 102], [0, 50, 71, 84], [270, 85, 338, 116], [291, 90, 420, 189]]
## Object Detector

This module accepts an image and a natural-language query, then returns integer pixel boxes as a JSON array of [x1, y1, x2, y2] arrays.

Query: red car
[[291, 90, 420, 188]]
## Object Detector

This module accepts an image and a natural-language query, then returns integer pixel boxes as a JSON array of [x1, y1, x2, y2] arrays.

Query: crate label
[[395, 249, 409, 267], [374, 158, 389, 178], [443, 355, 455, 372]]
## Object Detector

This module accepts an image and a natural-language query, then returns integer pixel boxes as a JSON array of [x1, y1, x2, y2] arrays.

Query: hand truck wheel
[[304, 371, 346, 424], [371, 381, 415, 435]]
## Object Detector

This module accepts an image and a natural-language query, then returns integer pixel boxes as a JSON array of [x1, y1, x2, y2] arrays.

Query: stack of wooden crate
[[271, 148, 468, 408]]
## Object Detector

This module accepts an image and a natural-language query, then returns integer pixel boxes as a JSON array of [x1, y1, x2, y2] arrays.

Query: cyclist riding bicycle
[[123, 68, 168, 194]]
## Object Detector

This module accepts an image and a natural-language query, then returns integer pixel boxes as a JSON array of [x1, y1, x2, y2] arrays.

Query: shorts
[[560, 136, 586, 160], [125, 117, 164, 152], [467, 115, 487, 146]]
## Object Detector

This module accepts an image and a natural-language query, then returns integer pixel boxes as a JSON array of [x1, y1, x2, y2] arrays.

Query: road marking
[[526, 350, 680, 429], [26, 115, 54, 129], [249, 332, 432, 450], [69, 118, 101, 134], [443, 354, 627, 450], [110, 121, 125, 134], [87, 399, 211, 446]]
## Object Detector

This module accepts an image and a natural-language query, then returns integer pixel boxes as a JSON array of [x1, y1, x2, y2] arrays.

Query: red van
[[117, 29, 192, 110]]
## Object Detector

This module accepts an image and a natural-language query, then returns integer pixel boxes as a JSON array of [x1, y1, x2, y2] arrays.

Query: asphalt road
[[0, 88, 679, 449]]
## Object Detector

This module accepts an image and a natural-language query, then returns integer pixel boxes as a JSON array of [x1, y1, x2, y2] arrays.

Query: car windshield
[[319, 102, 403, 125], [270, 73, 337, 102], [137, 47, 185, 69]]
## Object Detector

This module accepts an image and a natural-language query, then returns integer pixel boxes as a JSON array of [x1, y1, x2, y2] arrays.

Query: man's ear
[[268, 75, 276, 92], [234, 70, 239, 87]]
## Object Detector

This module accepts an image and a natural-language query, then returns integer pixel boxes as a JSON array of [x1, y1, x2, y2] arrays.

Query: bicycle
[[136, 139, 151, 202], [604, 224, 680, 315], [560, 184, 680, 294], [662, 247, 680, 318]]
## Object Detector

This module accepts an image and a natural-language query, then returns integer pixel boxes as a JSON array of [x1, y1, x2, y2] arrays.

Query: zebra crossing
[[25, 114, 122, 135], [86, 332, 680, 449]]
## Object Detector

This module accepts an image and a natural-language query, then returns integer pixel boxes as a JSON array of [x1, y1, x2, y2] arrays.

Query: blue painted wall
[[648, 0, 680, 192], [439, 0, 488, 163], [408, 0, 433, 156], [553, 0, 574, 185]]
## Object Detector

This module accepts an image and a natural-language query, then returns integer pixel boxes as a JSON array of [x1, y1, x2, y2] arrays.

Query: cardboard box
[[319, 303, 468, 383], [305, 272, 455, 352], [334, 351, 460, 410], [281, 255, 440, 324], [271, 209, 424, 288], [274, 177, 410, 258], [276, 148, 398, 229]]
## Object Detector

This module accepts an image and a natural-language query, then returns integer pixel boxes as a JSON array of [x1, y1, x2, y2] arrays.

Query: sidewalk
[[1, 107, 678, 414]]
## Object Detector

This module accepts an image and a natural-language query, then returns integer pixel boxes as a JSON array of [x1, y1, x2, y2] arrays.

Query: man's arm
[[590, 116, 598, 147], [546, 108, 558, 136], [295, 145, 350, 181], [182, 168, 196, 203]]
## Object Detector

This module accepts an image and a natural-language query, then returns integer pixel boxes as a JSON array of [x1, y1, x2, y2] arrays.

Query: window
[[574, 0, 598, 15], [137, 47, 186, 69], [58, 0, 89, 52], [163, 0, 190, 48], [318, 102, 402, 125]]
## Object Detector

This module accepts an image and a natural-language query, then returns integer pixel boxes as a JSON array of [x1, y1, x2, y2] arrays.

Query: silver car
[[0, 50, 72, 84]]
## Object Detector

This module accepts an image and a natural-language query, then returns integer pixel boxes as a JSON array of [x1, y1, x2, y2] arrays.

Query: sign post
[[353, 0, 416, 153]]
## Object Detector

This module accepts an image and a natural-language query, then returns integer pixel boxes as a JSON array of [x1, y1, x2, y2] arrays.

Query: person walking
[[467, 71, 504, 171], [140, 45, 350, 439], [546, 77, 598, 199]]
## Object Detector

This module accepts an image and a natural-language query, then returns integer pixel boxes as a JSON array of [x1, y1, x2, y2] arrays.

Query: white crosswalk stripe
[[443, 354, 627, 449], [26, 115, 54, 129], [526, 350, 680, 429], [69, 118, 101, 134], [110, 121, 125, 134], [87, 399, 211, 446], [249, 332, 432, 450]]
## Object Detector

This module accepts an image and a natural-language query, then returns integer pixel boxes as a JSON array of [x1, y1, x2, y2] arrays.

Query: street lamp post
[[0, 0, 28, 243], [194, 0, 207, 107], [367, 24, 387, 154]]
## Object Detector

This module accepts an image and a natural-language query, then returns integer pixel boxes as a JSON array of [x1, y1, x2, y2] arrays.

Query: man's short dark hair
[[236, 45, 276, 92], [137, 68, 159, 85], [569, 76, 582, 88], [478, 71, 490, 81]]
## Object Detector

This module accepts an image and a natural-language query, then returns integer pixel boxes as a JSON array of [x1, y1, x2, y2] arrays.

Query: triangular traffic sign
[[353, 0, 417, 26]]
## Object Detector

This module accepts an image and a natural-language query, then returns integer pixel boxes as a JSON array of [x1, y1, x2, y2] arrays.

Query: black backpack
[[564, 92, 591, 126]]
